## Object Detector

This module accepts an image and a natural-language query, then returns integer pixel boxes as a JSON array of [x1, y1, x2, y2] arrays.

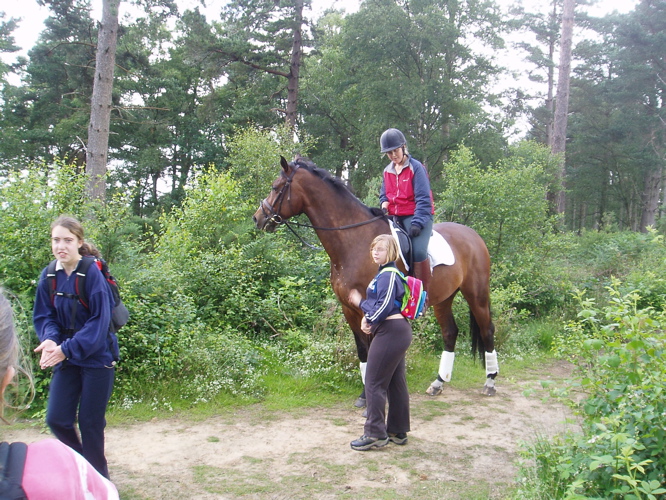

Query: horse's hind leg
[[425, 296, 459, 396], [462, 287, 499, 396]]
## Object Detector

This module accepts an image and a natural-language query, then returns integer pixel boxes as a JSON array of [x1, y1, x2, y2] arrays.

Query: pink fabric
[[22, 439, 119, 500]]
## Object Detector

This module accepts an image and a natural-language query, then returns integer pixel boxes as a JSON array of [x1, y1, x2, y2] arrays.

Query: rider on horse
[[379, 128, 435, 301]]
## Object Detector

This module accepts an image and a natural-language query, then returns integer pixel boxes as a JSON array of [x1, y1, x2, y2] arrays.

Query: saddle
[[388, 220, 414, 272], [388, 219, 456, 273]]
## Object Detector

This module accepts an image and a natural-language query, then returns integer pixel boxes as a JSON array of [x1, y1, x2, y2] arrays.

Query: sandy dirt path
[[2, 362, 577, 499]]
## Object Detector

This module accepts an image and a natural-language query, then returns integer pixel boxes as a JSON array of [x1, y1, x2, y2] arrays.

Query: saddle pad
[[428, 230, 455, 268]]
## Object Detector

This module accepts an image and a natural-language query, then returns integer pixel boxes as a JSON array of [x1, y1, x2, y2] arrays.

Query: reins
[[285, 216, 386, 231], [258, 161, 385, 250]]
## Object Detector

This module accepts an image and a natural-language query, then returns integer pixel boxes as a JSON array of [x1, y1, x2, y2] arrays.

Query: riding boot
[[413, 259, 431, 308]]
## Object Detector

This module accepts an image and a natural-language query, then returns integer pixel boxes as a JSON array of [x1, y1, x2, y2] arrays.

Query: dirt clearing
[[2, 362, 577, 499]]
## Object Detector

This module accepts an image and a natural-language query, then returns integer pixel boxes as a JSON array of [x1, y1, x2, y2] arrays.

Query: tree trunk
[[286, 0, 304, 130], [545, 0, 557, 148], [639, 165, 663, 231], [85, 0, 120, 204], [662, 174, 666, 219], [551, 0, 575, 215]]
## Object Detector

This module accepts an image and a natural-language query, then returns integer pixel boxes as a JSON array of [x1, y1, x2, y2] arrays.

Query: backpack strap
[[46, 260, 58, 307], [46, 258, 94, 307], [47, 257, 96, 337], [379, 267, 405, 280], [74, 257, 96, 309], [0, 442, 28, 500], [378, 267, 407, 308]]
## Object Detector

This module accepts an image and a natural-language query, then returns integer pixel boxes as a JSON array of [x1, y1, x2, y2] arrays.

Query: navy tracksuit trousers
[[46, 362, 115, 478], [364, 317, 412, 438]]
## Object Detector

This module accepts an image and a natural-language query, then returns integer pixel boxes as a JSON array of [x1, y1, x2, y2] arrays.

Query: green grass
[[406, 346, 557, 391], [104, 343, 563, 428], [259, 371, 360, 411]]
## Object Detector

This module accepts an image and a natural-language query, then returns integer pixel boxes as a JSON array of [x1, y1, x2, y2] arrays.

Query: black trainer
[[389, 433, 408, 445], [350, 435, 389, 451]]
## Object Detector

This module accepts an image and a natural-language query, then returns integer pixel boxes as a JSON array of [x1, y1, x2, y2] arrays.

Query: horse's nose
[[252, 209, 264, 229]]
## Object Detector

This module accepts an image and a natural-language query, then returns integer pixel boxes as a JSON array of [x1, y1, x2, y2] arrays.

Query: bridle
[[257, 161, 385, 249], [257, 162, 300, 230]]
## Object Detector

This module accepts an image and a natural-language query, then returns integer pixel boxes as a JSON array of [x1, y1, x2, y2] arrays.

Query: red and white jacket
[[379, 155, 434, 229]]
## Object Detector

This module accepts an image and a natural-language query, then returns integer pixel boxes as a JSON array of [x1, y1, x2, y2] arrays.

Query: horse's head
[[253, 156, 305, 232]]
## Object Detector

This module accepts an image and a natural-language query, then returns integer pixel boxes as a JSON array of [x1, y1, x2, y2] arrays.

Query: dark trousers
[[364, 317, 412, 438], [397, 215, 433, 262], [46, 363, 115, 478]]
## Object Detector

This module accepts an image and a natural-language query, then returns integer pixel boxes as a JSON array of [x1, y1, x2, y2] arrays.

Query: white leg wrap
[[360, 362, 367, 385], [485, 350, 499, 377], [438, 351, 455, 382]]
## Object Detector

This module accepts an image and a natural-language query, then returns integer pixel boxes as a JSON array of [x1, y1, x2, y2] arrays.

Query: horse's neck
[[310, 210, 382, 285], [315, 224, 370, 263], [301, 183, 364, 229], [299, 179, 382, 280]]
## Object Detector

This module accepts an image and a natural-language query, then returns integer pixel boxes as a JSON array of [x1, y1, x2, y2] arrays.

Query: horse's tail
[[470, 311, 485, 365], [469, 309, 497, 367]]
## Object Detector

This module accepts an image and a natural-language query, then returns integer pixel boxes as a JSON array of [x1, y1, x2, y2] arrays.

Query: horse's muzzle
[[252, 206, 278, 232]]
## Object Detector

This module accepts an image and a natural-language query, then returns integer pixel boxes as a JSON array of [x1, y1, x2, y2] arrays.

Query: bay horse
[[252, 157, 498, 398]]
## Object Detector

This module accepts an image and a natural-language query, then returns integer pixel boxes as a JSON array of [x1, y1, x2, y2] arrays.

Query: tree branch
[[211, 49, 289, 78]]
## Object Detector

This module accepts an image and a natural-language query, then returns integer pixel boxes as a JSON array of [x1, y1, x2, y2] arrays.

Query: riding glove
[[409, 224, 421, 237]]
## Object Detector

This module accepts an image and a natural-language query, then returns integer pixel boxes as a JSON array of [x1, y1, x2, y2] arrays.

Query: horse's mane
[[292, 157, 380, 215], [293, 157, 352, 195]]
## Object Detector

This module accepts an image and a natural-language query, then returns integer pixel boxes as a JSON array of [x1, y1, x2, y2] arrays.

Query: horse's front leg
[[341, 304, 370, 407], [426, 297, 458, 396], [352, 333, 368, 408]]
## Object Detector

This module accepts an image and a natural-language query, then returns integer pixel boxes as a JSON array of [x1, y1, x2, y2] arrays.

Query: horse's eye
[[271, 186, 278, 191]]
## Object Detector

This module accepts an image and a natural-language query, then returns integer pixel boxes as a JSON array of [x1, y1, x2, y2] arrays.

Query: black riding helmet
[[380, 128, 407, 153]]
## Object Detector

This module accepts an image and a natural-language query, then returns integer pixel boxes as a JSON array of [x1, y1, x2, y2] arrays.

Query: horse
[[252, 156, 498, 398]]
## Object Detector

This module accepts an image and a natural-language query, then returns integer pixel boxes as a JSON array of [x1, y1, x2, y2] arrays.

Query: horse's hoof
[[354, 397, 367, 408], [482, 385, 496, 396], [425, 385, 442, 396]]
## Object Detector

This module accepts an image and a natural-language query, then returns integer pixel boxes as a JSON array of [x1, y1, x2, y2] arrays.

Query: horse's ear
[[280, 156, 289, 172]]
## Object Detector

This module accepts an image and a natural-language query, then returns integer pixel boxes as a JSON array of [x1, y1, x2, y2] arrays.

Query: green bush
[[176, 327, 265, 402], [0, 161, 87, 294], [517, 281, 666, 498], [113, 270, 201, 386], [438, 143, 572, 317], [0, 161, 144, 414], [108, 160, 347, 404]]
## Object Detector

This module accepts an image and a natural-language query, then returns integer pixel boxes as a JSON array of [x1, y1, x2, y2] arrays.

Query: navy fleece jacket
[[33, 258, 116, 367], [360, 262, 405, 325]]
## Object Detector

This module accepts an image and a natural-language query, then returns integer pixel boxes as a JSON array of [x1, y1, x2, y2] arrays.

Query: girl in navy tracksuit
[[33, 216, 117, 479], [348, 234, 413, 451]]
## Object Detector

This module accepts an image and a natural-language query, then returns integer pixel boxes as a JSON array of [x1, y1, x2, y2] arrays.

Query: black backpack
[[46, 256, 129, 334], [0, 442, 27, 500]]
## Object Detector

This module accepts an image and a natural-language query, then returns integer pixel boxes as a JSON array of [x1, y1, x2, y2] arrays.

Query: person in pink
[[0, 288, 119, 500]]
